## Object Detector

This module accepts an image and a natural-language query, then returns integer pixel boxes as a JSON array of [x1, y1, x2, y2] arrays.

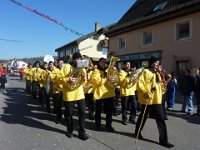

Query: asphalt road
[[0, 75, 199, 150]]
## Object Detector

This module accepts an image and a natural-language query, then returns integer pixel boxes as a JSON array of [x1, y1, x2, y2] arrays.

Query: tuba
[[106, 56, 120, 88], [66, 56, 90, 91]]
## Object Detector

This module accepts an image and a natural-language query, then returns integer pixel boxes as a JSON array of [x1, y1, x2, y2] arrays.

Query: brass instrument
[[45, 72, 51, 94], [106, 56, 120, 88], [127, 66, 146, 89], [66, 56, 91, 91], [82, 55, 94, 93], [67, 67, 86, 91], [162, 73, 172, 94]]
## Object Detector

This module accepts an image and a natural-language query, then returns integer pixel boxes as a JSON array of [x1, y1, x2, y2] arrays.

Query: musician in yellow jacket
[[119, 61, 137, 125], [38, 62, 48, 105], [91, 57, 116, 132], [134, 57, 174, 148], [24, 63, 33, 94], [83, 68, 95, 120], [58, 52, 88, 141], [31, 61, 43, 100], [51, 58, 64, 123]]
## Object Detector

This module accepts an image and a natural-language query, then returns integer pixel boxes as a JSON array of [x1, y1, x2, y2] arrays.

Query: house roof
[[106, 0, 200, 37], [55, 23, 116, 52]]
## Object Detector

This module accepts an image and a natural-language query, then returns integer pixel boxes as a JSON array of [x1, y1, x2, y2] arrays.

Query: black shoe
[[105, 125, 115, 132], [129, 119, 136, 124], [160, 142, 174, 148], [65, 132, 73, 138], [55, 119, 61, 124], [95, 125, 102, 131], [89, 113, 95, 120], [78, 133, 89, 141], [134, 133, 144, 140], [164, 116, 168, 120], [122, 121, 127, 125]]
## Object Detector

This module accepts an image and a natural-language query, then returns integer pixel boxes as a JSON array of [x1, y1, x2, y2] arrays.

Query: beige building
[[106, 0, 200, 79], [55, 23, 115, 63]]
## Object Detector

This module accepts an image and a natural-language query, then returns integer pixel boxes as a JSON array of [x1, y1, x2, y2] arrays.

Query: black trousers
[[53, 92, 63, 120], [38, 87, 45, 104], [26, 80, 32, 94], [121, 95, 137, 122], [63, 99, 86, 134], [195, 92, 200, 114], [85, 93, 94, 115], [95, 97, 114, 127], [135, 104, 169, 144], [32, 81, 39, 100], [45, 92, 51, 112]]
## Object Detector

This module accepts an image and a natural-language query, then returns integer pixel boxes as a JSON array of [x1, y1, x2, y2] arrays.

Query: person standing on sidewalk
[[0, 67, 7, 93], [179, 69, 195, 115], [194, 68, 200, 116]]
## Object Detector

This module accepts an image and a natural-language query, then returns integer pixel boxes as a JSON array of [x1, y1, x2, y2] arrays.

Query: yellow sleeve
[[137, 69, 153, 94], [119, 70, 130, 87], [57, 64, 71, 84], [91, 69, 106, 87]]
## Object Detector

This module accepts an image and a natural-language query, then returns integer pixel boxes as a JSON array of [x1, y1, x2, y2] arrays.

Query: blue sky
[[0, 0, 135, 60]]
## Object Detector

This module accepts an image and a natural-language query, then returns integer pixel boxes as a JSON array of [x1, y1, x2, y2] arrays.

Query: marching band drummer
[[57, 52, 88, 141], [134, 56, 174, 148], [51, 58, 64, 124], [119, 61, 137, 125], [91, 57, 116, 132]]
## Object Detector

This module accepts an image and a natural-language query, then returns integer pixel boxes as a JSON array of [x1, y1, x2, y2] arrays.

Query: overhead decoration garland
[[9, 0, 84, 36], [0, 39, 23, 42]]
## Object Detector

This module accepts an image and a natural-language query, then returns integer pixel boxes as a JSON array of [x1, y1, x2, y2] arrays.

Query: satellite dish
[[44, 55, 54, 63]]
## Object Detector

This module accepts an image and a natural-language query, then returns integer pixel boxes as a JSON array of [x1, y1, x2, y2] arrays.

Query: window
[[118, 36, 126, 49], [143, 31, 153, 45], [153, 2, 167, 12], [59, 50, 65, 57], [176, 20, 191, 40]]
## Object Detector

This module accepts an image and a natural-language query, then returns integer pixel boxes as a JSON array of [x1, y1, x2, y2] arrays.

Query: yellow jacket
[[137, 68, 162, 105], [31, 67, 43, 81], [24, 67, 33, 81], [91, 69, 115, 100], [50, 67, 63, 94], [119, 69, 136, 96], [58, 64, 85, 102], [38, 69, 48, 88]]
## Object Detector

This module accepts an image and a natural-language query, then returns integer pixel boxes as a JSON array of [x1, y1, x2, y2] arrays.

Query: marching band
[[23, 53, 174, 147]]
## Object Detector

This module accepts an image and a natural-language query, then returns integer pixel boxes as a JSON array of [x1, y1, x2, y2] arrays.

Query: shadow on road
[[0, 87, 66, 135]]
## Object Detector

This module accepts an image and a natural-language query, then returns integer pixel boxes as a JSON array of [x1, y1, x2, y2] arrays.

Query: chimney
[[95, 22, 101, 32]]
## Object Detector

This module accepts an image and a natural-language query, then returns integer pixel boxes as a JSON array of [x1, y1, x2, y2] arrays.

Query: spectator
[[166, 72, 177, 110], [0, 67, 7, 93], [179, 69, 195, 115], [194, 68, 200, 116]]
